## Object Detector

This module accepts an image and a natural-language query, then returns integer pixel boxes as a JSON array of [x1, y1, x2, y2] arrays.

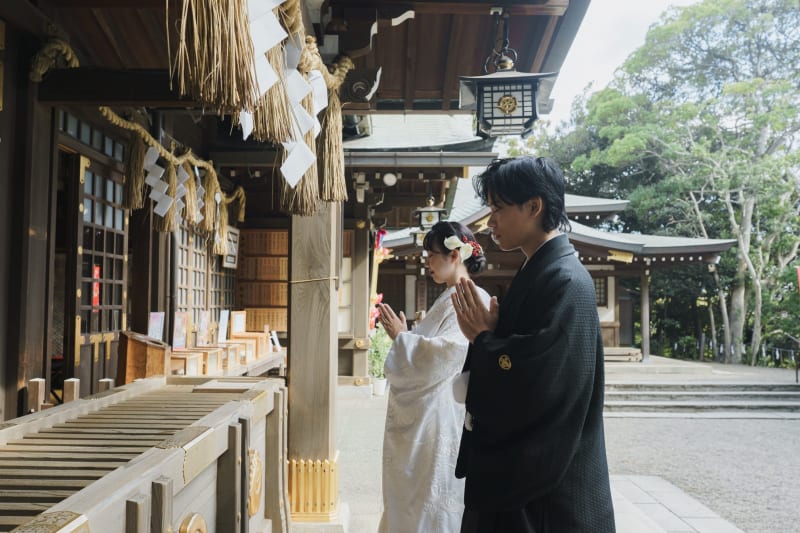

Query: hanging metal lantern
[[410, 194, 447, 247], [459, 10, 555, 138]]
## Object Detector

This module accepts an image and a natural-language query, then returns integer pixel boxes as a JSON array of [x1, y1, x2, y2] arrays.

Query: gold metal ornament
[[248, 448, 263, 517], [179, 513, 207, 533], [497, 95, 517, 115], [12, 511, 90, 532], [498, 354, 512, 370]]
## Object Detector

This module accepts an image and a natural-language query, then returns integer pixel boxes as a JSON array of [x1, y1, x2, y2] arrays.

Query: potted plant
[[368, 323, 393, 396]]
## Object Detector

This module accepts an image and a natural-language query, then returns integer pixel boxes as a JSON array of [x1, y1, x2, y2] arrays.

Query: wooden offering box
[[218, 342, 245, 372], [117, 330, 171, 384], [192, 347, 224, 375], [170, 352, 203, 376], [231, 331, 270, 359], [222, 337, 257, 365]]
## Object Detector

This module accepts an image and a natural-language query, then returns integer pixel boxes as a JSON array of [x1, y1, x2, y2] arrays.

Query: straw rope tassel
[[172, 0, 259, 112], [123, 134, 147, 210], [280, 0, 304, 37], [97, 106, 246, 228], [214, 206, 229, 255], [318, 56, 352, 202], [318, 89, 346, 201], [201, 168, 220, 233], [223, 187, 247, 224], [250, 7, 293, 143], [281, 92, 320, 216], [183, 162, 199, 225]]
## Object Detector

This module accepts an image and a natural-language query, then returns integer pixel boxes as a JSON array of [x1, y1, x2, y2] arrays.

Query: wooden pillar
[[351, 216, 370, 382], [288, 202, 339, 522], [27, 378, 45, 413], [0, 20, 13, 421], [9, 38, 53, 417], [63, 378, 80, 403], [405, 270, 417, 319], [640, 270, 650, 359]]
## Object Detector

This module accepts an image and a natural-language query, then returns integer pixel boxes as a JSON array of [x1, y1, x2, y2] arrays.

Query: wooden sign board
[[147, 311, 165, 340], [223, 226, 240, 269], [196, 310, 210, 346], [173, 311, 189, 350], [231, 310, 246, 334], [218, 309, 230, 343]]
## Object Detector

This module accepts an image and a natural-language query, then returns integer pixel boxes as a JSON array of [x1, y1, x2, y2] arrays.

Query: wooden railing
[[0, 376, 290, 533]]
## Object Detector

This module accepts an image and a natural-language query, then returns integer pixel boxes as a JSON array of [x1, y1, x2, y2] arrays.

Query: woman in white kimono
[[376, 221, 491, 533]]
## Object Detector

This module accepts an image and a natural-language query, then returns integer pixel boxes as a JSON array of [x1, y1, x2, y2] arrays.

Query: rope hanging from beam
[[99, 106, 245, 247]]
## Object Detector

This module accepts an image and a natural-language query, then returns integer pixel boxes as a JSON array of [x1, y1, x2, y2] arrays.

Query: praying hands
[[451, 278, 499, 343], [377, 303, 408, 340]]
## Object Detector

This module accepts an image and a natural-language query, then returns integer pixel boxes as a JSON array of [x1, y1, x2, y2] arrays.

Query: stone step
[[606, 382, 800, 392], [605, 390, 800, 402], [605, 411, 800, 419], [604, 400, 800, 412]]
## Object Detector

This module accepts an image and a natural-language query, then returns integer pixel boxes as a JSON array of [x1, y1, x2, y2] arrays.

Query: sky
[[543, 0, 699, 128]]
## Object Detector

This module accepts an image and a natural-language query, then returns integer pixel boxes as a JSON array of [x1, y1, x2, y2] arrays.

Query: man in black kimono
[[452, 156, 615, 532]]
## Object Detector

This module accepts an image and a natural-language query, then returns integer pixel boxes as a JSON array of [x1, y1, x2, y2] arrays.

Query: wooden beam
[[38, 0, 165, 6], [526, 15, 559, 73], [440, 15, 461, 111], [0, 0, 59, 37], [37, 68, 197, 107], [373, 193, 445, 211], [329, 1, 568, 17], [411, 2, 567, 16], [90, 7, 127, 67], [403, 18, 417, 109]]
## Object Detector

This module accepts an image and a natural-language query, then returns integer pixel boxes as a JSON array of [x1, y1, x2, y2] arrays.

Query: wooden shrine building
[[0, 0, 591, 529]]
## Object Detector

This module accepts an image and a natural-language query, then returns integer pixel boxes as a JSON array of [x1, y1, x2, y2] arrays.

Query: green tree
[[612, 0, 800, 363], [501, 0, 800, 364]]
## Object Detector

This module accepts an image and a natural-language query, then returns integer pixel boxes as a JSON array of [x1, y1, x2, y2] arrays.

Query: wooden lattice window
[[80, 169, 126, 334], [210, 255, 235, 322], [593, 277, 608, 307], [176, 225, 235, 331], [60, 110, 125, 163]]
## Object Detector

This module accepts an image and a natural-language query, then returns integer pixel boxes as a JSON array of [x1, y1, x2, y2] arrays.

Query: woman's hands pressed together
[[377, 303, 408, 340], [452, 278, 499, 343]]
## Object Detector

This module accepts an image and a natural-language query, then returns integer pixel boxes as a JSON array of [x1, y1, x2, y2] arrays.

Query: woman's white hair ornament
[[443, 235, 482, 261]]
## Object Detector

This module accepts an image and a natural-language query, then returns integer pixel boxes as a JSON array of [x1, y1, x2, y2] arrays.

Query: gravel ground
[[605, 418, 800, 533]]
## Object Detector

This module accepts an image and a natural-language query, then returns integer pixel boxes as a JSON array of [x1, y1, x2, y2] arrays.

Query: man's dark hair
[[473, 156, 570, 232]]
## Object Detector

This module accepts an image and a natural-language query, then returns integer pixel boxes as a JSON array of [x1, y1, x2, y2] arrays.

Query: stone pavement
[[334, 356, 766, 533]]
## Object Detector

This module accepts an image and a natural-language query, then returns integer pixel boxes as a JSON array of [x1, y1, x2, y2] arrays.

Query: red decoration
[[375, 228, 387, 249], [92, 265, 101, 310], [460, 235, 483, 257], [369, 293, 384, 329]]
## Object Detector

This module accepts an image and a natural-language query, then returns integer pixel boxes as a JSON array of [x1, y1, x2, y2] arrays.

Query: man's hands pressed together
[[452, 278, 499, 343]]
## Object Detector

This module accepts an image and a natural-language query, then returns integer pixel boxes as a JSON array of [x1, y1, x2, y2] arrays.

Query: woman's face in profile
[[426, 248, 457, 285]]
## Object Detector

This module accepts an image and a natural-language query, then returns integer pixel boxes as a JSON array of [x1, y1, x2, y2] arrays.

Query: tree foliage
[[502, 0, 800, 363]]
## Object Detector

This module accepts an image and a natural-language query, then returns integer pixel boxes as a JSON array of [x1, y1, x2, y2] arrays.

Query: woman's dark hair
[[422, 221, 486, 275], [473, 156, 571, 232]]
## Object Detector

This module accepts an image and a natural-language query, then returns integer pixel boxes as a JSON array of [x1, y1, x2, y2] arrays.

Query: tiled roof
[[385, 179, 736, 256]]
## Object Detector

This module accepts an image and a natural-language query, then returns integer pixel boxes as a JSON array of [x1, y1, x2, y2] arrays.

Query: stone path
[[612, 476, 744, 533], [334, 357, 800, 532], [335, 371, 759, 532]]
